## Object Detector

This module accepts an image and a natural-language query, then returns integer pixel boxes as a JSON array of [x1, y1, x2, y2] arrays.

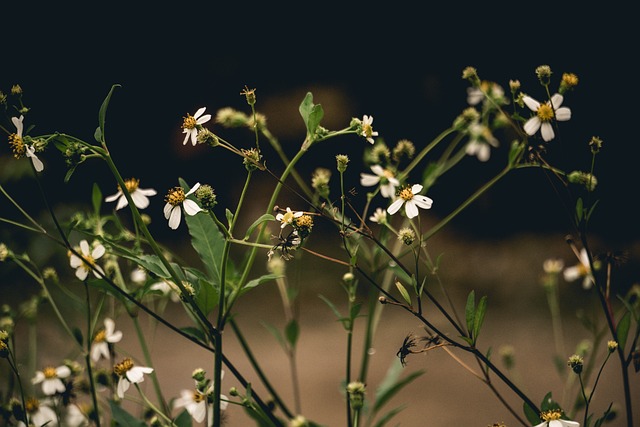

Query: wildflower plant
[[0, 64, 638, 427]]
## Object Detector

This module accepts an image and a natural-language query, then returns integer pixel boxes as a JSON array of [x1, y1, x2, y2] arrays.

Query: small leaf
[[92, 183, 102, 214], [575, 197, 584, 222], [244, 214, 276, 240], [465, 290, 476, 336], [285, 319, 299, 347], [473, 295, 488, 343], [97, 84, 121, 143], [616, 311, 631, 352], [72, 327, 83, 346], [174, 409, 193, 427], [395, 280, 412, 306], [262, 321, 287, 352], [523, 401, 540, 425], [373, 358, 424, 413]]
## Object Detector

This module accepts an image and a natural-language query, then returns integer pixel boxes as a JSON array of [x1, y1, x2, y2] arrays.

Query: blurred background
[[2, 4, 638, 426]]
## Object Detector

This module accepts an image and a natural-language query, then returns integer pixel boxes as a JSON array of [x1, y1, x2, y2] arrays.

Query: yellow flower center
[[8, 133, 25, 158], [537, 103, 555, 122], [114, 357, 134, 376], [398, 187, 414, 201], [281, 211, 295, 224], [541, 410, 562, 421], [94, 329, 107, 343], [165, 187, 186, 206], [25, 397, 40, 413], [362, 123, 373, 138], [43, 366, 57, 379], [193, 390, 206, 403], [182, 114, 197, 130], [294, 214, 313, 229], [123, 178, 140, 193]]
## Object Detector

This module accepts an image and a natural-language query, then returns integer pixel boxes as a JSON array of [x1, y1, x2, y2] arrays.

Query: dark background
[[2, 5, 637, 246]]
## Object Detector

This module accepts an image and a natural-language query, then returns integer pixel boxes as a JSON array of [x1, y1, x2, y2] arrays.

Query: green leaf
[[576, 197, 584, 222], [465, 290, 476, 336], [395, 280, 412, 306], [372, 405, 407, 427], [72, 327, 83, 346], [92, 183, 102, 214], [194, 277, 219, 316], [616, 311, 631, 352], [373, 358, 424, 413], [473, 295, 488, 343], [262, 321, 287, 352], [298, 92, 324, 140], [97, 84, 121, 143], [244, 214, 275, 240], [523, 401, 540, 425], [128, 254, 171, 278], [109, 400, 146, 427], [240, 273, 280, 293], [285, 319, 299, 347], [173, 409, 193, 427]]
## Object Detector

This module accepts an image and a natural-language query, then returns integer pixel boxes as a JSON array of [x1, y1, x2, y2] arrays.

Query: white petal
[[115, 195, 129, 210], [192, 402, 207, 422], [541, 122, 555, 141], [380, 183, 395, 198], [32, 372, 45, 384], [555, 107, 571, 121], [117, 378, 129, 398], [168, 208, 182, 229], [79, 240, 90, 256], [186, 182, 201, 196], [131, 192, 150, 209], [137, 188, 157, 196], [104, 318, 116, 334], [12, 116, 24, 135], [360, 173, 380, 187], [550, 93, 564, 109], [412, 195, 433, 209], [410, 184, 423, 194], [404, 201, 419, 219], [105, 191, 122, 202], [163, 203, 173, 219], [92, 244, 106, 260], [387, 199, 404, 215], [69, 255, 83, 268], [196, 114, 212, 125], [193, 107, 207, 119], [189, 129, 198, 146], [56, 365, 71, 378], [370, 164, 384, 176], [563, 266, 580, 282], [108, 330, 123, 343], [42, 380, 59, 395], [126, 368, 145, 383], [523, 117, 541, 136], [183, 199, 203, 216], [182, 130, 190, 145], [522, 95, 540, 112], [76, 267, 89, 281], [30, 154, 44, 172], [477, 145, 490, 162]]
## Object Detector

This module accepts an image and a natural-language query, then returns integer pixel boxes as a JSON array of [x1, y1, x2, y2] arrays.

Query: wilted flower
[[105, 178, 157, 210], [69, 240, 106, 281], [32, 364, 71, 395]]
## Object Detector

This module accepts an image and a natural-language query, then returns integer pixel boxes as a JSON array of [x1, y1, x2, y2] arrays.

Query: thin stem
[[132, 316, 169, 414]]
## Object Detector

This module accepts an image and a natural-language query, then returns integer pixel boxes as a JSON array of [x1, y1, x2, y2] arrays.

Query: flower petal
[[79, 240, 90, 256], [550, 93, 564, 109], [387, 199, 404, 215], [412, 195, 433, 209], [541, 122, 555, 142], [105, 192, 122, 202], [186, 182, 201, 196], [555, 107, 571, 121], [131, 192, 150, 209], [92, 244, 106, 260], [168, 207, 182, 229], [183, 199, 203, 216], [523, 117, 541, 136], [163, 203, 173, 219], [115, 195, 129, 210], [360, 173, 380, 187], [522, 95, 540, 112], [405, 201, 419, 219]]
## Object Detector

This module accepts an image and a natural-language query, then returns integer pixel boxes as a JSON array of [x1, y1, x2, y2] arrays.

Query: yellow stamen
[[123, 178, 140, 193], [43, 366, 57, 379], [541, 409, 562, 421], [25, 397, 40, 413], [537, 103, 555, 122], [114, 357, 134, 376], [398, 187, 414, 201], [182, 114, 197, 130], [362, 123, 373, 138], [94, 329, 107, 343], [165, 187, 186, 206], [8, 133, 25, 158], [193, 390, 206, 403]]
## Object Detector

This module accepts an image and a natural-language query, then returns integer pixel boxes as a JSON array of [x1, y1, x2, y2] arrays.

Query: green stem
[[132, 316, 169, 414], [83, 282, 101, 427], [397, 127, 455, 182]]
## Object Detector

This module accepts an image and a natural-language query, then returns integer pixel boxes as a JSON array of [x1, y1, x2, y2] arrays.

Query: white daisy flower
[[64, 403, 89, 427], [563, 248, 594, 289], [69, 240, 106, 281], [163, 182, 205, 230], [10, 115, 44, 172], [523, 93, 572, 142], [360, 165, 400, 198], [387, 184, 433, 219], [105, 178, 157, 210], [114, 358, 154, 398], [276, 207, 303, 229], [360, 115, 379, 144], [91, 317, 123, 362], [32, 364, 71, 395], [533, 410, 580, 427], [369, 207, 387, 224], [182, 107, 212, 146], [465, 123, 499, 162], [23, 397, 58, 427]]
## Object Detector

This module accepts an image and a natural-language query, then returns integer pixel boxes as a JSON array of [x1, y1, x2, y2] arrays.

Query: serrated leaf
[[395, 280, 412, 306]]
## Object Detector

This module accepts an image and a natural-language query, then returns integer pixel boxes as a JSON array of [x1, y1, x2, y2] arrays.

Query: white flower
[[105, 178, 157, 210], [369, 207, 387, 224], [276, 207, 303, 229], [360, 165, 400, 198], [533, 410, 580, 427], [23, 397, 58, 427], [563, 248, 594, 289], [114, 358, 154, 398], [173, 371, 229, 423], [32, 364, 71, 395], [387, 184, 433, 219], [163, 182, 205, 229], [69, 240, 106, 281], [465, 123, 499, 162], [182, 107, 212, 146], [130, 267, 147, 284], [360, 115, 379, 144], [91, 318, 123, 362], [64, 403, 89, 427], [523, 93, 571, 142], [149, 280, 181, 302], [11, 115, 44, 172]]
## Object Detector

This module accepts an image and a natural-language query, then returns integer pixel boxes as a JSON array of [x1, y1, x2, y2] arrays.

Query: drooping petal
[[360, 173, 380, 187], [115, 195, 129, 210], [12, 116, 24, 135], [555, 107, 572, 121], [523, 117, 541, 136], [168, 207, 182, 229], [182, 130, 191, 145], [26, 147, 44, 172], [387, 199, 404, 215], [191, 401, 206, 422], [183, 199, 203, 216], [117, 378, 130, 398], [541, 122, 555, 142], [522, 96, 540, 112], [380, 183, 395, 198], [404, 201, 419, 219], [105, 191, 122, 202], [163, 203, 173, 219], [131, 192, 150, 209]]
